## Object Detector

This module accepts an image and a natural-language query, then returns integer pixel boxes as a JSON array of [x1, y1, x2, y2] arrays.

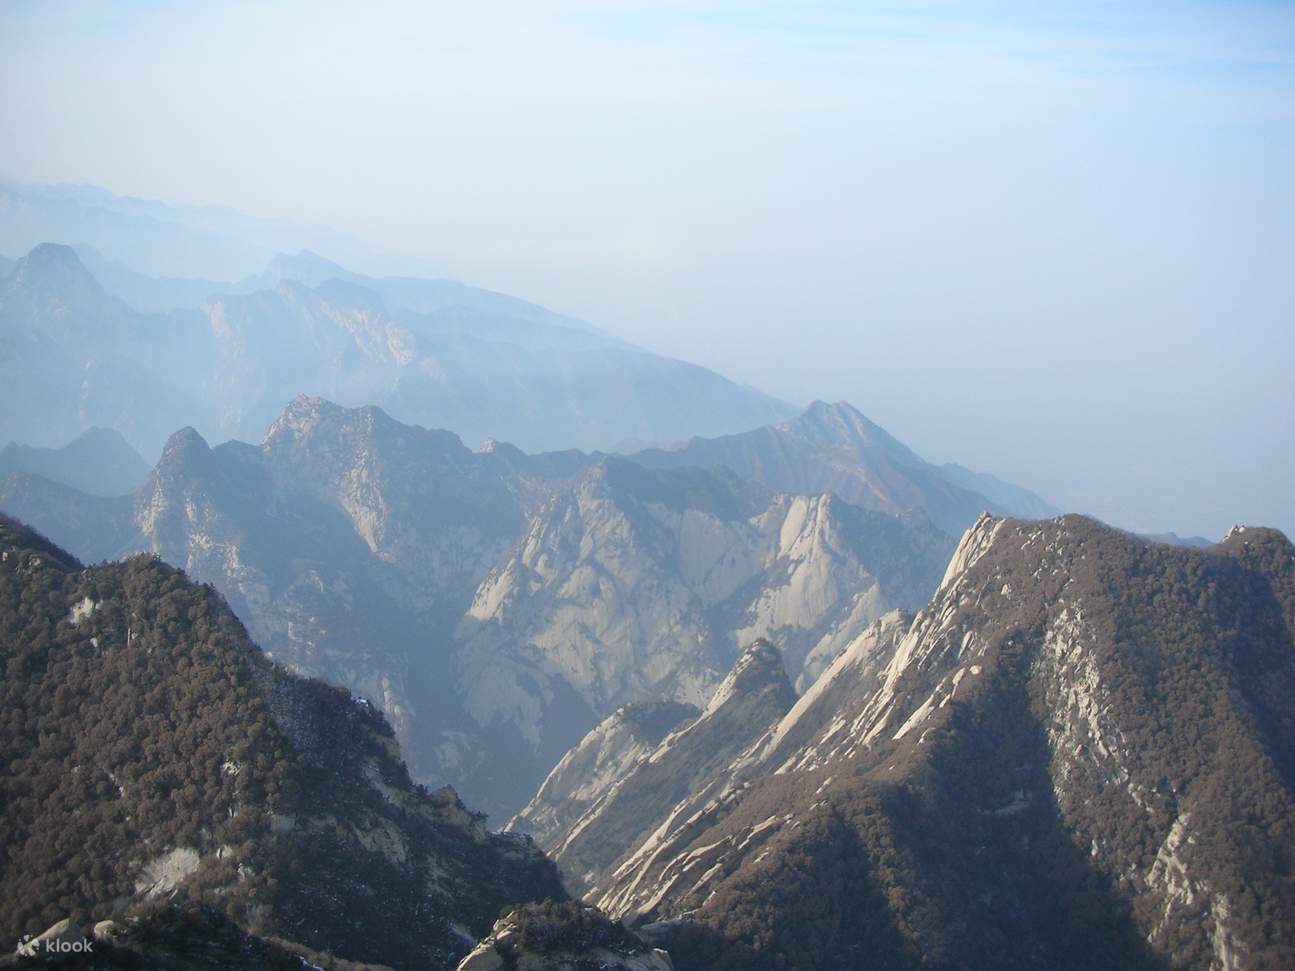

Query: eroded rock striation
[[523, 515, 1295, 970]]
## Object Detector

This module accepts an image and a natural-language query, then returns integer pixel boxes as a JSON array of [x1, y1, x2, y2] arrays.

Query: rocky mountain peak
[[70, 426, 136, 451], [264, 393, 340, 437], [525, 640, 801, 896], [3, 243, 120, 326], [703, 638, 795, 717], [156, 425, 212, 468], [263, 395, 463, 454], [936, 509, 1003, 591], [9, 242, 101, 293], [797, 398, 866, 427], [478, 436, 530, 461], [628, 399, 1034, 535], [262, 248, 351, 286], [0, 514, 568, 969], [262, 395, 394, 457], [456, 902, 673, 971], [577, 513, 1295, 967], [143, 427, 216, 497], [786, 399, 918, 460]]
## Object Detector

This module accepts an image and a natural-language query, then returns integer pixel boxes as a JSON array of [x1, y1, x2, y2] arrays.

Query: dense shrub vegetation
[[0, 513, 564, 970]]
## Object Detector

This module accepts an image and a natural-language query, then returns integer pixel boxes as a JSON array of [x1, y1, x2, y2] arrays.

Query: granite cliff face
[[517, 515, 1295, 970], [0, 398, 952, 817], [508, 701, 700, 854], [513, 641, 797, 896], [456, 456, 954, 732], [454, 902, 674, 971]]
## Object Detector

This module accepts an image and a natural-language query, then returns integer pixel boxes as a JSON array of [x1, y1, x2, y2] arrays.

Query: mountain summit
[[629, 400, 1056, 535], [0, 427, 150, 497], [8, 241, 103, 295]]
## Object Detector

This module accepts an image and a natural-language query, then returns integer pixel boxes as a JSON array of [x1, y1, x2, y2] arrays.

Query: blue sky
[[1, 0, 1293, 538]]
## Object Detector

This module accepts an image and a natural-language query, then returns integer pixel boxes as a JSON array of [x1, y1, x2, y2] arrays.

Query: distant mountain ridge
[[0, 177, 384, 279], [0, 428, 150, 497], [0, 242, 793, 456], [628, 399, 1059, 534]]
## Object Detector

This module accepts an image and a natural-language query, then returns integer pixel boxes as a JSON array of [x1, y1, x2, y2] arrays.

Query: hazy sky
[[2, 1, 1293, 539]]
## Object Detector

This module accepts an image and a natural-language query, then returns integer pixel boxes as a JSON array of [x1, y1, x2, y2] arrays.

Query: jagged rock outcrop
[[629, 399, 1057, 534], [551, 515, 1295, 970], [519, 640, 797, 896], [446, 457, 950, 812], [509, 701, 700, 851], [1, 398, 952, 816], [455, 902, 673, 971], [0, 514, 565, 970]]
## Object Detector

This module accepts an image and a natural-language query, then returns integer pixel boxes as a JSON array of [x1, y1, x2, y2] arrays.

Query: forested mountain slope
[[522, 515, 1295, 970], [0, 514, 564, 970]]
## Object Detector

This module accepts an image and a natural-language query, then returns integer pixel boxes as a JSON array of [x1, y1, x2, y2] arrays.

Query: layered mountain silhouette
[[0, 514, 564, 970], [629, 399, 1058, 535], [0, 242, 792, 455], [6, 178, 1285, 971], [515, 515, 1295, 970], [0, 427, 150, 498], [0, 397, 956, 817], [0, 178, 374, 280]]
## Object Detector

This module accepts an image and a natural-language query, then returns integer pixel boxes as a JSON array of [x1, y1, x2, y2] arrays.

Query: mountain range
[[7, 183, 1285, 971], [513, 514, 1295, 970], [0, 178, 380, 280], [0, 396, 975, 817], [6, 505, 1291, 970], [629, 399, 1058, 535], [0, 241, 792, 456]]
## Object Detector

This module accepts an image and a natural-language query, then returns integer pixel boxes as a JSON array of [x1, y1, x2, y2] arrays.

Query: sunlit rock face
[[526, 515, 1295, 971], [1, 396, 952, 818]]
